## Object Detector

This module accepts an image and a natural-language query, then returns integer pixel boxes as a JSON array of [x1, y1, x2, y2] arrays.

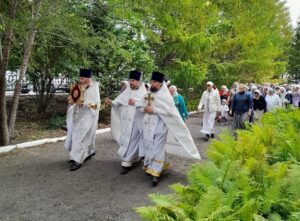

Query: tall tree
[[27, 0, 92, 113], [0, 0, 17, 145], [288, 18, 300, 83], [109, 0, 292, 87], [9, 0, 43, 138]]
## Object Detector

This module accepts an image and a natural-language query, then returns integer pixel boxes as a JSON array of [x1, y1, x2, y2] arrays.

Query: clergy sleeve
[[112, 100, 122, 107], [198, 93, 204, 110]]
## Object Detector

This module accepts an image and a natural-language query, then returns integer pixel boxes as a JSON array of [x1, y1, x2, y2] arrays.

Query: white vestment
[[64, 81, 100, 164], [141, 83, 201, 177], [201, 112, 217, 135], [198, 89, 221, 135], [266, 94, 282, 112], [111, 82, 147, 167]]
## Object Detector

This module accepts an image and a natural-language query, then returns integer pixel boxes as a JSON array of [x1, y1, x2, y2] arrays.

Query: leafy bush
[[136, 108, 300, 220], [45, 115, 66, 130], [186, 99, 199, 112]]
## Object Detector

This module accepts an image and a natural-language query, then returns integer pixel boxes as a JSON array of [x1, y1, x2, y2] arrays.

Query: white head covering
[[169, 85, 178, 97], [207, 81, 214, 86]]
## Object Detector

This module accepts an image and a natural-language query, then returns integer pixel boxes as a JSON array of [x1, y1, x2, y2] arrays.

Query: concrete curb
[[0, 128, 111, 154], [0, 111, 196, 154]]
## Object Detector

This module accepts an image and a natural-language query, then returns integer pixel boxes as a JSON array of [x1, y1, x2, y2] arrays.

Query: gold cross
[[144, 93, 154, 106]]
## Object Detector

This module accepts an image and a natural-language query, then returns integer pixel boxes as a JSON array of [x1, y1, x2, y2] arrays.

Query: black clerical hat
[[151, 71, 165, 83], [79, 69, 92, 78], [129, 70, 142, 81]]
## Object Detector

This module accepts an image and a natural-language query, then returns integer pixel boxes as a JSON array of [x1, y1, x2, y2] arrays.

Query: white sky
[[285, 0, 300, 28]]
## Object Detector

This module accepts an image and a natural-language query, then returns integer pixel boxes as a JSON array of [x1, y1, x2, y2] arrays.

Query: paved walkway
[[0, 113, 230, 221]]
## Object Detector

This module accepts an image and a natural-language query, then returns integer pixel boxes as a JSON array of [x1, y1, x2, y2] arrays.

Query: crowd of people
[[198, 81, 300, 141], [63, 68, 299, 187]]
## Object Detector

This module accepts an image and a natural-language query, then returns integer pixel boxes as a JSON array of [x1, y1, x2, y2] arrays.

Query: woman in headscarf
[[169, 85, 189, 122]]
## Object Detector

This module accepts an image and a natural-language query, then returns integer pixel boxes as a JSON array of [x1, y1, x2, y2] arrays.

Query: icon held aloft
[[69, 84, 85, 104]]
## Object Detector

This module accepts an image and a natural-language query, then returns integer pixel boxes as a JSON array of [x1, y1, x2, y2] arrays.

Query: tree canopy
[[109, 0, 293, 88]]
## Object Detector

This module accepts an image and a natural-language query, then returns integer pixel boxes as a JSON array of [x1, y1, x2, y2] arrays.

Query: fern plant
[[137, 109, 300, 220]]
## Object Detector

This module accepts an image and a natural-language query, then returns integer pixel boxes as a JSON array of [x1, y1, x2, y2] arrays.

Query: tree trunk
[[9, 0, 43, 138], [0, 29, 13, 145], [0, 0, 16, 146]]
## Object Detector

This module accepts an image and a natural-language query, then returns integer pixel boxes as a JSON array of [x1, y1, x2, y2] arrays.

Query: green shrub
[[186, 99, 199, 112], [45, 115, 66, 130], [136, 109, 300, 221]]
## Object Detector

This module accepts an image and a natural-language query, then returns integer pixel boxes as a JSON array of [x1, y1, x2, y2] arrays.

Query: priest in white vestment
[[140, 71, 201, 186], [198, 81, 221, 141], [106, 70, 146, 174], [64, 69, 100, 171]]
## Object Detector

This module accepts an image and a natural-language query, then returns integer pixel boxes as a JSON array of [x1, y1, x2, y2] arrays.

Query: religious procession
[[65, 69, 200, 187], [1, 0, 300, 220], [64, 68, 300, 188]]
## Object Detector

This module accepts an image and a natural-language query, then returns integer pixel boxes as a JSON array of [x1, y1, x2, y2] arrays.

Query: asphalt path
[[0, 113, 230, 221]]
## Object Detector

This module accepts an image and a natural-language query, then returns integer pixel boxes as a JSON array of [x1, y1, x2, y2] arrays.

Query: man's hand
[[128, 98, 135, 106], [229, 110, 232, 115], [144, 106, 154, 113], [247, 110, 252, 117], [105, 98, 112, 106], [78, 99, 84, 106], [68, 96, 74, 105]]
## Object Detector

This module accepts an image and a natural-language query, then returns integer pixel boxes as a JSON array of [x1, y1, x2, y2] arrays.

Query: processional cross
[[144, 93, 154, 106]]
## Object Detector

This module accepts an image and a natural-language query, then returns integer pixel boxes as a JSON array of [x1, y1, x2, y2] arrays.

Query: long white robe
[[266, 94, 282, 112], [198, 89, 221, 135], [111, 82, 146, 167], [141, 83, 201, 177], [64, 81, 100, 164], [201, 111, 217, 135]]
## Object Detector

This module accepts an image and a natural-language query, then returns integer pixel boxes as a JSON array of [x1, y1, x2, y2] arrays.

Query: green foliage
[[110, 0, 293, 87], [45, 115, 66, 130], [288, 19, 300, 83], [185, 99, 198, 112], [137, 109, 300, 220]]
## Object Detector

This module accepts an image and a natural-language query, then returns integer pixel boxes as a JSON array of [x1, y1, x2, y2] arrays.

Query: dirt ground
[[0, 113, 231, 221], [10, 108, 111, 145]]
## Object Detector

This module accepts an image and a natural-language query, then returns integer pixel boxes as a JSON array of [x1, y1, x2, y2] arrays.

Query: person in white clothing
[[106, 70, 146, 175], [140, 71, 201, 186], [64, 69, 100, 171], [198, 81, 221, 141], [219, 99, 229, 125], [265, 88, 282, 112]]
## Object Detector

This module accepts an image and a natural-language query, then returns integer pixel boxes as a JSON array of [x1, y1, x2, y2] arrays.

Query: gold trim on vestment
[[143, 163, 170, 177], [153, 159, 165, 164]]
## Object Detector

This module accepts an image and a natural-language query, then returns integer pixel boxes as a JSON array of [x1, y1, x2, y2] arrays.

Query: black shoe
[[84, 152, 96, 162], [70, 162, 82, 171], [210, 134, 215, 139], [120, 166, 130, 175], [152, 176, 159, 187], [203, 134, 210, 142], [68, 160, 75, 164]]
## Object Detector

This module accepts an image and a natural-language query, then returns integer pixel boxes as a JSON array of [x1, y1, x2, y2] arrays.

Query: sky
[[285, 0, 300, 28]]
